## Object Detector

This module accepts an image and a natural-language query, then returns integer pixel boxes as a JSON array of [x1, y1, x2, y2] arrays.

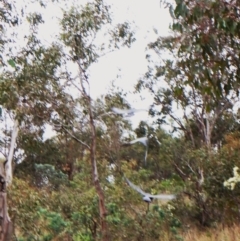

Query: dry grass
[[182, 224, 240, 241]]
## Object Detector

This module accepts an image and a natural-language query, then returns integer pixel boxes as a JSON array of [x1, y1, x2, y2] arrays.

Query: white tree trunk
[[205, 112, 211, 149], [5, 118, 19, 187]]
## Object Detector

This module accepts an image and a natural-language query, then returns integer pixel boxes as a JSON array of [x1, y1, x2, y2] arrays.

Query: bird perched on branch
[[125, 177, 176, 203]]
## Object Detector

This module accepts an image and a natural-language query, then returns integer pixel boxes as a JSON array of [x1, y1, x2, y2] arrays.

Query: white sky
[[89, 0, 172, 98], [3, 0, 240, 143], [87, 1, 172, 128], [33, 0, 172, 102], [39, 0, 173, 136], [1, 0, 173, 140]]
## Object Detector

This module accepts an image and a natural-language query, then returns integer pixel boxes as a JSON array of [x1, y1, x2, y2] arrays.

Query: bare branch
[[172, 161, 186, 181], [168, 113, 186, 131], [62, 126, 90, 150], [186, 161, 196, 175]]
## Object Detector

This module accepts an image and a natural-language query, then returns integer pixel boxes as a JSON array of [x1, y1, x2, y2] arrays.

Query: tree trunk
[[0, 192, 13, 241], [5, 119, 19, 187], [88, 99, 109, 241], [77, 57, 109, 240], [0, 118, 18, 240], [205, 112, 211, 150]]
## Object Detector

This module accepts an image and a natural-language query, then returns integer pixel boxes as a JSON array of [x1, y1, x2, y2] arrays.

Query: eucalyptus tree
[[137, 0, 240, 149], [0, 0, 76, 239], [134, 0, 240, 225], [0, 1, 30, 239], [50, 1, 136, 240]]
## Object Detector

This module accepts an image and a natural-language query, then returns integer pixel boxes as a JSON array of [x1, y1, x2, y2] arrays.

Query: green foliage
[[170, 0, 239, 97], [7, 59, 15, 68], [137, 0, 240, 150], [34, 163, 68, 189], [73, 232, 93, 241], [37, 208, 69, 233], [2, 0, 240, 240], [136, 0, 240, 230]]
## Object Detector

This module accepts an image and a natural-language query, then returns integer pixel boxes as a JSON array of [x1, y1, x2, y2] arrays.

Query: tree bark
[[0, 117, 18, 240], [0, 192, 13, 241], [77, 59, 109, 240], [88, 97, 109, 241], [5, 119, 19, 187], [205, 112, 211, 150]]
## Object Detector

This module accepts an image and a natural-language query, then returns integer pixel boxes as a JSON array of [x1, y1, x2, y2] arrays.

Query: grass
[[181, 224, 239, 241]]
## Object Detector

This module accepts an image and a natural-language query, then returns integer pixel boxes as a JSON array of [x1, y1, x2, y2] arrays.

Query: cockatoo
[[111, 107, 147, 117], [122, 136, 148, 164], [125, 177, 176, 203]]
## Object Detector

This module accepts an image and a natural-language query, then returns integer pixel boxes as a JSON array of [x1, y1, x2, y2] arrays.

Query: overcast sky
[[32, 0, 172, 102], [2, 0, 173, 139], [88, 0, 172, 127], [89, 0, 172, 99], [43, 0, 172, 136], [8, 0, 172, 100], [41, 0, 172, 134]]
